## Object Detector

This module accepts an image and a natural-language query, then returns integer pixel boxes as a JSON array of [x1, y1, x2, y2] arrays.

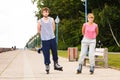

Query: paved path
[[0, 50, 120, 80]]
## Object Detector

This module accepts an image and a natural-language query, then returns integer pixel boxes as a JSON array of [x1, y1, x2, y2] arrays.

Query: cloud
[[0, 0, 37, 48]]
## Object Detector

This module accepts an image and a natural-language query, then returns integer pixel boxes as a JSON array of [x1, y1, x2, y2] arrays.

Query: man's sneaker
[[54, 62, 63, 71], [45, 64, 50, 74], [76, 64, 82, 74], [90, 66, 94, 74]]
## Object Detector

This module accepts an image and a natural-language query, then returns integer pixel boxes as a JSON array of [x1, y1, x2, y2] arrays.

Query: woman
[[77, 13, 99, 74]]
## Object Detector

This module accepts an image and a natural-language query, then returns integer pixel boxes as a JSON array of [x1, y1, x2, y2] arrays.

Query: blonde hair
[[88, 13, 94, 18]]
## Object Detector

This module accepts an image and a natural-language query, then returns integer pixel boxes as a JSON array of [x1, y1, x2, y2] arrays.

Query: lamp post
[[81, 0, 88, 56], [81, 0, 87, 22], [55, 16, 60, 45], [85, 0, 87, 22]]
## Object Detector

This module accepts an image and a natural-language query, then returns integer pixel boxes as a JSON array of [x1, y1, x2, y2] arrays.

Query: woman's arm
[[96, 25, 99, 36], [82, 25, 85, 36]]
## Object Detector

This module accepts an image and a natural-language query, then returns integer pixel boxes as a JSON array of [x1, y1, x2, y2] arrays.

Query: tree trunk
[[108, 20, 120, 47]]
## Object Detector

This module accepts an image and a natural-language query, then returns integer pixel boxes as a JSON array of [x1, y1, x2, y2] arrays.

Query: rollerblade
[[45, 64, 50, 74], [54, 62, 63, 71], [90, 66, 94, 74], [76, 64, 82, 74]]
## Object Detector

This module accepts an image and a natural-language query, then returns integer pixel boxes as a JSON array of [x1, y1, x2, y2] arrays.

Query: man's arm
[[51, 18, 55, 32]]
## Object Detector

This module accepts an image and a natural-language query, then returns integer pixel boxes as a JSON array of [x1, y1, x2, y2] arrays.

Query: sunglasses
[[88, 17, 94, 19]]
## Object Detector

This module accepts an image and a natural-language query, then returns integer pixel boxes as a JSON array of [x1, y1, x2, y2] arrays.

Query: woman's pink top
[[83, 23, 98, 39]]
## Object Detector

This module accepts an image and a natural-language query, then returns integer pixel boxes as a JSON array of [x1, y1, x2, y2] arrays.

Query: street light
[[81, 0, 87, 22], [55, 16, 60, 45], [81, 0, 88, 56]]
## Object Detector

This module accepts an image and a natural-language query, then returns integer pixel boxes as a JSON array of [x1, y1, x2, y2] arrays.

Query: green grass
[[58, 50, 69, 58], [58, 50, 120, 70], [108, 54, 120, 70]]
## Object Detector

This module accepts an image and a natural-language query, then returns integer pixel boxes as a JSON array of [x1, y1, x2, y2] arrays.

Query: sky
[[0, 0, 38, 48]]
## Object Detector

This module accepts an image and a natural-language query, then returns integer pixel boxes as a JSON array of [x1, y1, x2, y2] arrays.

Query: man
[[37, 7, 63, 74]]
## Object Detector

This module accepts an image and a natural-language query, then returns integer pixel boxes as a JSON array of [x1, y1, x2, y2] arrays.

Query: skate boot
[[45, 64, 50, 74], [90, 66, 94, 74], [54, 62, 63, 71], [76, 64, 82, 74]]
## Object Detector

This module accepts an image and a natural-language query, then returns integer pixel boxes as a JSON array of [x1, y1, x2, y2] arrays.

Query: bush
[[108, 45, 120, 52], [58, 41, 68, 50]]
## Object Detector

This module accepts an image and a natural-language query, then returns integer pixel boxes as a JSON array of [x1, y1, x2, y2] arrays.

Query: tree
[[89, 0, 120, 51], [31, 0, 120, 51], [32, 0, 85, 49]]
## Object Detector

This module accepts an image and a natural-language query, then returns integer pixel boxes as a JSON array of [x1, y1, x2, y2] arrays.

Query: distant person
[[14, 46, 16, 50], [37, 7, 63, 74], [76, 13, 99, 74]]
